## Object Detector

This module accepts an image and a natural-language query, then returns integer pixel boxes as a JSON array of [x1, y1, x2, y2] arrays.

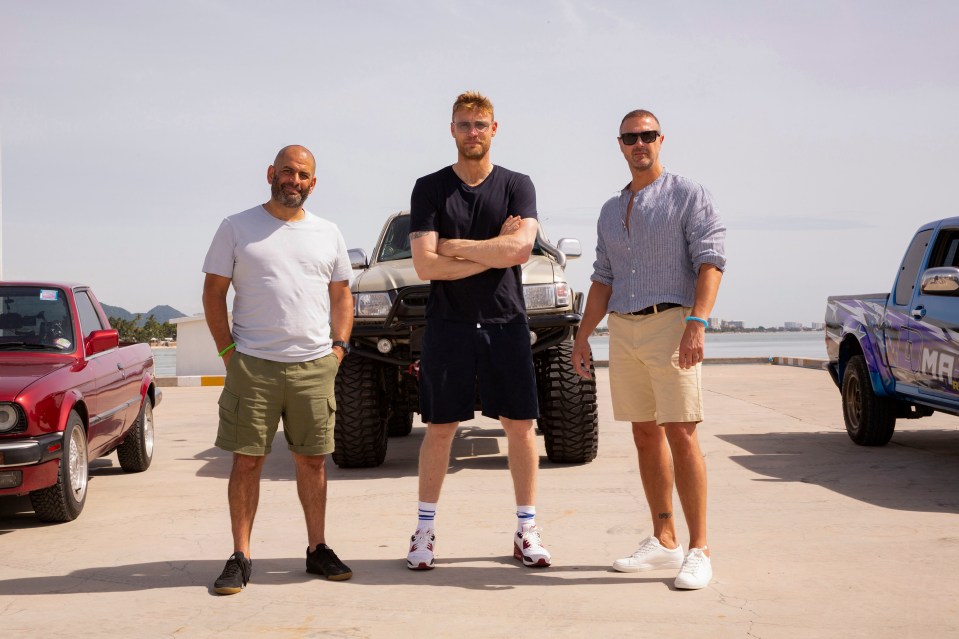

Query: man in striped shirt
[[572, 109, 726, 590]]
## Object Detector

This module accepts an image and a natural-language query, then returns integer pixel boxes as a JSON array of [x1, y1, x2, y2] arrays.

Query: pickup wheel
[[535, 341, 599, 463], [30, 411, 88, 522], [117, 396, 154, 472], [842, 354, 896, 446], [332, 355, 389, 468]]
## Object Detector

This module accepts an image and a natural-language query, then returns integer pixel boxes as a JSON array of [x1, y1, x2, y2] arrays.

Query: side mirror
[[85, 329, 119, 356], [557, 238, 582, 260], [348, 248, 369, 270], [920, 267, 959, 295]]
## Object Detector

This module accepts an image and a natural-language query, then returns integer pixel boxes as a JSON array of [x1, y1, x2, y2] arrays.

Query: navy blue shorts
[[418, 319, 539, 424]]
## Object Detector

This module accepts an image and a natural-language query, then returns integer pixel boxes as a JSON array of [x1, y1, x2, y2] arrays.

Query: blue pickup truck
[[826, 217, 959, 445]]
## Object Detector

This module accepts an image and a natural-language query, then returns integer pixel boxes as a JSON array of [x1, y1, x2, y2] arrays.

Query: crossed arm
[[410, 216, 538, 281]]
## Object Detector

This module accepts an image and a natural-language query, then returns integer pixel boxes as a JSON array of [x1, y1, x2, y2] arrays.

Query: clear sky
[[1, 1, 956, 327]]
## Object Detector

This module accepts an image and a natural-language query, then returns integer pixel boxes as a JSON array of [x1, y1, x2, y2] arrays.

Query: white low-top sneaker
[[674, 547, 712, 590], [514, 524, 551, 567], [407, 529, 436, 570], [612, 536, 684, 572]]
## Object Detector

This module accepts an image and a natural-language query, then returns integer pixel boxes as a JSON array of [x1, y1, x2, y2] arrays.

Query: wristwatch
[[332, 340, 351, 355]]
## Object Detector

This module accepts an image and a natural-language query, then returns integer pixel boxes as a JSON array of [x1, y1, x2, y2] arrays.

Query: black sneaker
[[213, 552, 252, 595], [306, 544, 353, 581]]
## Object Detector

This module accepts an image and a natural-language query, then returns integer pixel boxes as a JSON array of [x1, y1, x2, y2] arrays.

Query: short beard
[[271, 176, 310, 209]]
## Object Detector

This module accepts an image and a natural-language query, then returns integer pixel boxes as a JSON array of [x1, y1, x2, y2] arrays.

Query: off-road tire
[[332, 356, 389, 468], [117, 396, 154, 472], [387, 368, 416, 437], [30, 410, 88, 522], [842, 354, 897, 446], [535, 341, 599, 463]]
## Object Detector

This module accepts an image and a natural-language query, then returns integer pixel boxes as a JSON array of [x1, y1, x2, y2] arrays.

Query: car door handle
[[911, 306, 926, 320]]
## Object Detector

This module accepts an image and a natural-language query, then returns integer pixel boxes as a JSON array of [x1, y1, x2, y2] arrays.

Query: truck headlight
[[0, 403, 24, 433], [524, 283, 571, 310], [354, 292, 393, 317]]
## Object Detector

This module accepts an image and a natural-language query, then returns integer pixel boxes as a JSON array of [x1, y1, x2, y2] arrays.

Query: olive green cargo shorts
[[215, 351, 338, 456]]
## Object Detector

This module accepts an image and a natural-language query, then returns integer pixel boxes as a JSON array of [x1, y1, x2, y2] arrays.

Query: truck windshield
[[0, 287, 76, 352], [377, 215, 546, 263]]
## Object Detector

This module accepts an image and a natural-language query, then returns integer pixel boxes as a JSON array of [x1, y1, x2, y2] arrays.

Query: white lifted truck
[[333, 211, 598, 468]]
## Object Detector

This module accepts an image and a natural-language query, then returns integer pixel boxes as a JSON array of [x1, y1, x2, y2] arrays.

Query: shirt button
[[630, 294, 635, 298], [631, 269, 635, 273]]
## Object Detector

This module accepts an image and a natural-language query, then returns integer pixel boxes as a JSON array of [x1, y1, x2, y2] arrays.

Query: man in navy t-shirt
[[405, 91, 551, 570]]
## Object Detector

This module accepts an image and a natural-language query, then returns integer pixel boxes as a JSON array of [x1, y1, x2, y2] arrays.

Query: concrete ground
[[1, 365, 958, 638]]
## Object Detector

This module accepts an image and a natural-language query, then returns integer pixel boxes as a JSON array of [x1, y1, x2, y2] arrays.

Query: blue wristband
[[685, 316, 709, 328]]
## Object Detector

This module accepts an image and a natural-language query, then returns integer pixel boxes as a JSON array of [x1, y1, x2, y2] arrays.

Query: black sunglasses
[[619, 130, 660, 145]]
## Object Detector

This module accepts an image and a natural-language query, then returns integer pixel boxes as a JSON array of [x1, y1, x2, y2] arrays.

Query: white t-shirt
[[202, 206, 353, 362]]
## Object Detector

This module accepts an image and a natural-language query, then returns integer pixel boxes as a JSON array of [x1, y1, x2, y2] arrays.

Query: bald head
[[274, 145, 316, 173]]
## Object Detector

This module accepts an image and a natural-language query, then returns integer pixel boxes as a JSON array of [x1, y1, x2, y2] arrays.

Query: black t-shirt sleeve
[[409, 176, 437, 234], [510, 174, 538, 221]]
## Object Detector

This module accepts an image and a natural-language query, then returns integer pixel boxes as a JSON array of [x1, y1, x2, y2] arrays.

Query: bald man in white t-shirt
[[202, 145, 355, 595]]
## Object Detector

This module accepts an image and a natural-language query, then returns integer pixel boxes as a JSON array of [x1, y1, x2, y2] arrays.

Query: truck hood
[[353, 256, 560, 292], [0, 357, 73, 400]]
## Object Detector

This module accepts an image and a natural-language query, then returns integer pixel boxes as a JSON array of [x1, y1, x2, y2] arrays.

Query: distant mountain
[[102, 304, 187, 326]]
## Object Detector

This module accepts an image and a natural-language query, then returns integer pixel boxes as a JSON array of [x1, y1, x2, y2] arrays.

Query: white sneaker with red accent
[[407, 529, 436, 570], [513, 524, 551, 567]]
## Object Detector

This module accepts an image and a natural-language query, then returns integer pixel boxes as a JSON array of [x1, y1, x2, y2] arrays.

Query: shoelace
[[410, 530, 434, 552], [222, 558, 248, 582], [631, 538, 660, 558], [521, 527, 544, 548], [681, 551, 706, 572]]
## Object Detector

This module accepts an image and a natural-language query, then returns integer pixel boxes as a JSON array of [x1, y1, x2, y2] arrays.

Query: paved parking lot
[[1, 365, 957, 638]]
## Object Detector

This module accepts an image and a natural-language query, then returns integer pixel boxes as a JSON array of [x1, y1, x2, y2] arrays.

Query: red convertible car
[[0, 282, 160, 522]]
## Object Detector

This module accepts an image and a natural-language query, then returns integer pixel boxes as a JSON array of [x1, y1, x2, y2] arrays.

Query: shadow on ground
[[719, 429, 959, 514], [0, 557, 672, 596]]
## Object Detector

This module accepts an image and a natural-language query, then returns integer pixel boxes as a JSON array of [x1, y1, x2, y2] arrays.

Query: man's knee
[[631, 421, 663, 450], [233, 452, 265, 473], [664, 422, 699, 452]]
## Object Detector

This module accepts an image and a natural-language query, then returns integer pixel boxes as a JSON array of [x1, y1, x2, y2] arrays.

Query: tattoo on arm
[[657, 512, 672, 520], [409, 231, 431, 239]]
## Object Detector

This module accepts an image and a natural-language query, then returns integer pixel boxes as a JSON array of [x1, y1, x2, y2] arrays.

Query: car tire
[[535, 341, 599, 463], [842, 354, 897, 446], [30, 410, 89, 522], [387, 368, 416, 438], [332, 356, 389, 468], [117, 395, 155, 472]]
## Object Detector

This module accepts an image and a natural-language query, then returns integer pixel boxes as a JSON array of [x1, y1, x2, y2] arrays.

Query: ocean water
[[587, 331, 827, 361], [150, 331, 827, 376]]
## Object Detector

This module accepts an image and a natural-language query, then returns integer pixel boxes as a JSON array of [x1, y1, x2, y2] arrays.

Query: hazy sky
[[1, 1, 956, 327]]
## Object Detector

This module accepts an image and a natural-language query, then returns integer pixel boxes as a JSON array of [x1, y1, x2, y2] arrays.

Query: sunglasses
[[619, 130, 660, 145], [453, 121, 491, 133]]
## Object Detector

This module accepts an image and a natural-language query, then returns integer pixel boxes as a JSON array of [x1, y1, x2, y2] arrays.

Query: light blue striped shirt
[[591, 170, 726, 313]]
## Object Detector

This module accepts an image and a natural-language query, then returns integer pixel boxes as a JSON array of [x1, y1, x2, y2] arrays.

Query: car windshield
[[0, 286, 76, 352], [377, 216, 413, 262], [377, 215, 546, 262]]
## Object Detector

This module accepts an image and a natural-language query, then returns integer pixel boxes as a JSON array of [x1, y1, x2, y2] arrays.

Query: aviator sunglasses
[[618, 130, 661, 145]]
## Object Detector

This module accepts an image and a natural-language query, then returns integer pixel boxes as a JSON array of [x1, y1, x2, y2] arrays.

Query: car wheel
[[117, 396, 155, 472], [30, 410, 89, 522], [842, 354, 896, 446], [535, 341, 599, 463], [332, 356, 389, 468]]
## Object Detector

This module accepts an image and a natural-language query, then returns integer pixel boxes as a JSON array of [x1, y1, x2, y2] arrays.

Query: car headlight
[[524, 283, 572, 310], [0, 403, 24, 433], [354, 292, 393, 317]]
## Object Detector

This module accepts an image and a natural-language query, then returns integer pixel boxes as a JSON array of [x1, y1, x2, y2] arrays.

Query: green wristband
[[685, 316, 709, 328], [218, 342, 236, 357]]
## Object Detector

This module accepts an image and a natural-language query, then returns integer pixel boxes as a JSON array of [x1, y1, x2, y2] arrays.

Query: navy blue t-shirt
[[409, 165, 537, 324]]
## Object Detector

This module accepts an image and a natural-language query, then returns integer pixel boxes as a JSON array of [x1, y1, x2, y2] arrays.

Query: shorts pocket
[[217, 389, 240, 443]]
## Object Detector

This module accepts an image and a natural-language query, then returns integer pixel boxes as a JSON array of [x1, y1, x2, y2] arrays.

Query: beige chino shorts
[[216, 351, 338, 456], [608, 307, 704, 424]]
